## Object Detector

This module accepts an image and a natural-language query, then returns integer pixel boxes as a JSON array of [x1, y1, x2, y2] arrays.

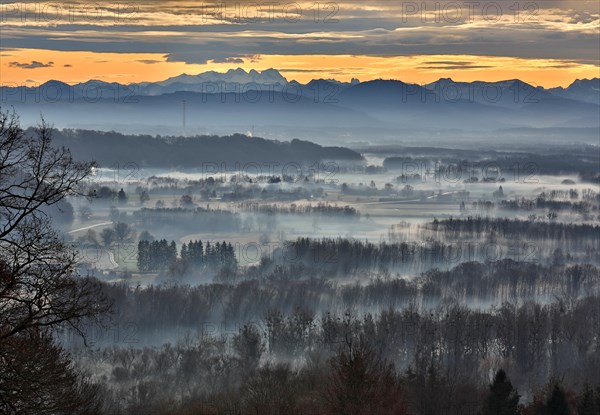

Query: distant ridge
[[2, 71, 597, 139], [135, 68, 289, 95], [3, 69, 597, 104], [549, 78, 600, 105], [150, 68, 288, 86]]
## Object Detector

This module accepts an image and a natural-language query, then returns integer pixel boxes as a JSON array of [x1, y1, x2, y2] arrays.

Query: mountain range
[[1, 69, 598, 145], [135, 68, 289, 95]]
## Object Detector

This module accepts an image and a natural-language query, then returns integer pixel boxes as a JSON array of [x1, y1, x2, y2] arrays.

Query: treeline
[[462, 197, 598, 220], [383, 152, 600, 176], [73, 295, 600, 414], [499, 198, 596, 214], [236, 202, 360, 217], [339, 182, 426, 198], [270, 237, 471, 275], [260, 236, 599, 276], [137, 239, 237, 272], [180, 240, 237, 269], [145, 174, 326, 190], [221, 185, 323, 202], [145, 179, 326, 202], [86, 184, 129, 203], [538, 188, 598, 201], [90, 261, 600, 336], [424, 217, 600, 241], [137, 239, 177, 271]]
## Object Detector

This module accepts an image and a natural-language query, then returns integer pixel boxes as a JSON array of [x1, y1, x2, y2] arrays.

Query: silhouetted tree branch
[[0, 109, 110, 412]]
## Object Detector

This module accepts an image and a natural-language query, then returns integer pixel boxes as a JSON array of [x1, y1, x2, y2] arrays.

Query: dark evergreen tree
[[169, 241, 177, 264], [227, 242, 237, 267], [117, 188, 127, 205], [205, 242, 214, 268], [482, 370, 520, 415], [194, 240, 204, 266], [136, 239, 177, 271], [137, 240, 150, 272], [577, 384, 599, 415], [545, 384, 570, 415], [180, 242, 189, 263]]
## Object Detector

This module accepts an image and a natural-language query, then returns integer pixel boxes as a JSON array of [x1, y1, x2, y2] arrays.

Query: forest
[[1, 110, 599, 415]]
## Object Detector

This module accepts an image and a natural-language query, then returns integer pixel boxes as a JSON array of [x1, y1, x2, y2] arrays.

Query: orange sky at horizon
[[2, 49, 598, 88]]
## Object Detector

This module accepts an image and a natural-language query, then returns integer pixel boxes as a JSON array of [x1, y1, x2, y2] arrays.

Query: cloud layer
[[1, 1, 598, 85]]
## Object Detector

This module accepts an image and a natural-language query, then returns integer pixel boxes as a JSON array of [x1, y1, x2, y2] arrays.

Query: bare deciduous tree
[[0, 110, 110, 411], [0, 109, 109, 341]]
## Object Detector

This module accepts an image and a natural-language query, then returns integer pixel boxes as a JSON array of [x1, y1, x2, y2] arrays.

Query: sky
[[1, 0, 599, 87]]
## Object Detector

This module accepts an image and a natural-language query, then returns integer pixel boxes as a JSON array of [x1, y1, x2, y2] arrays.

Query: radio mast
[[182, 100, 187, 132]]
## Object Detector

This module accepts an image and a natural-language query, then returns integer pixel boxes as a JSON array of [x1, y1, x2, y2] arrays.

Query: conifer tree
[[577, 384, 599, 415], [482, 370, 520, 415], [545, 384, 570, 415]]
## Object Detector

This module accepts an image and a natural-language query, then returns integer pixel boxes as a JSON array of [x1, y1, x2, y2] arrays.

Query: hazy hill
[[45, 129, 364, 167]]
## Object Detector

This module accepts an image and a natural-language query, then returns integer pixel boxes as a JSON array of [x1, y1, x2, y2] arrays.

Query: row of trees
[[236, 202, 360, 217], [499, 198, 596, 214], [137, 240, 177, 271], [86, 184, 128, 204], [384, 153, 600, 177], [137, 239, 238, 272], [425, 217, 600, 241], [222, 185, 323, 202], [144, 174, 326, 202], [181, 240, 237, 269], [254, 237, 599, 277], [537, 189, 595, 201], [92, 261, 600, 331]]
